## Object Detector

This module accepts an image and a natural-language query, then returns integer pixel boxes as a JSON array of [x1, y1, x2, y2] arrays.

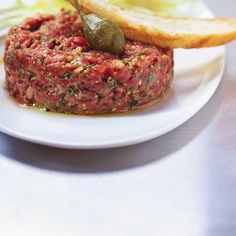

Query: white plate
[[0, 3, 225, 149]]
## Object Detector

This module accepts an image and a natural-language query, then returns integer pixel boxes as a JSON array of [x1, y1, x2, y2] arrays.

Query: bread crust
[[75, 0, 236, 49]]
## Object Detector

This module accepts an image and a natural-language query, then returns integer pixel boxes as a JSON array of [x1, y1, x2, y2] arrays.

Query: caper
[[82, 14, 125, 54], [66, 0, 125, 54]]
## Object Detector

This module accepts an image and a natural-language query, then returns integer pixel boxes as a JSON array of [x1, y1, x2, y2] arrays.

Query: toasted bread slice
[[70, 0, 236, 49]]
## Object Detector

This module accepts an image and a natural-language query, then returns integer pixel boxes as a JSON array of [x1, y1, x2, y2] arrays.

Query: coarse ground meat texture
[[4, 10, 174, 115]]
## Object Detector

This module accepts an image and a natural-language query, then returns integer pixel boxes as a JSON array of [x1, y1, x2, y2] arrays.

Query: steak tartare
[[4, 10, 174, 114]]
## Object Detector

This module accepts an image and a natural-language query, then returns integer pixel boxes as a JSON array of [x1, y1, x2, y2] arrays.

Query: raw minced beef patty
[[4, 10, 174, 114]]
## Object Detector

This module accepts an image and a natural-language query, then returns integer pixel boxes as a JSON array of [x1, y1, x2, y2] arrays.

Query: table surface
[[0, 1, 236, 235]]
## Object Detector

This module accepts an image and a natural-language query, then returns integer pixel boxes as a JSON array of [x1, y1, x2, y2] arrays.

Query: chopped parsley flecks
[[64, 71, 73, 80], [60, 96, 68, 107], [130, 99, 139, 108], [148, 74, 155, 82], [68, 86, 78, 95]]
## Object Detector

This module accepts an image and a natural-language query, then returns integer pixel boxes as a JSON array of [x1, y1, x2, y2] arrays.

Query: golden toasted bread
[[70, 0, 236, 49]]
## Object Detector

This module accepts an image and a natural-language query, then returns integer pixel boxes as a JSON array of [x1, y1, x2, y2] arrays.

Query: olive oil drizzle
[[0, 55, 3, 64]]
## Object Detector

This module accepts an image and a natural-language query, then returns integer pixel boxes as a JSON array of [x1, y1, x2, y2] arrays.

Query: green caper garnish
[[66, 0, 125, 54], [82, 14, 125, 54]]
